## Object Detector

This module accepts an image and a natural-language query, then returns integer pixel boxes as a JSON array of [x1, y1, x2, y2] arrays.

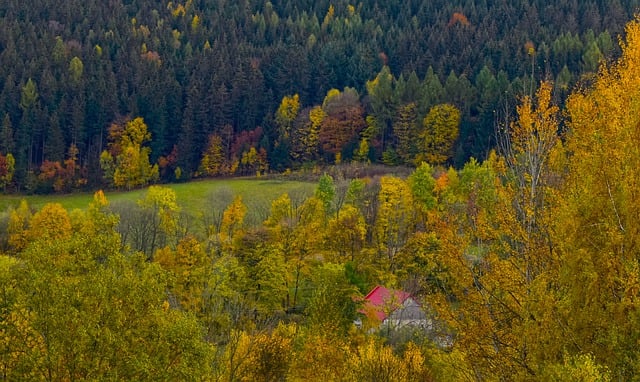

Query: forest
[[4, 16, 640, 378], [0, 0, 639, 192], [3, 1, 640, 381]]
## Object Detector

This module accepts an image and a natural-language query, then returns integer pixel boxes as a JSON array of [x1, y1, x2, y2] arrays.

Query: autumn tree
[[423, 87, 561, 380], [239, 146, 268, 176], [217, 195, 247, 253], [0, 152, 15, 190], [138, 185, 181, 255], [27, 203, 72, 243], [1, 199, 213, 380], [202, 186, 235, 247], [426, 156, 543, 379], [199, 134, 227, 177], [344, 338, 432, 382], [290, 106, 324, 163], [374, 176, 414, 272], [275, 94, 301, 140], [112, 186, 180, 258], [418, 104, 460, 165], [158, 145, 180, 181], [155, 235, 209, 313], [264, 193, 325, 311], [503, 80, 562, 281], [554, 16, 640, 378], [318, 88, 367, 163], [325, 204, 367, 263], [6, 200, 32, 254], [201, 251, 252, 341], [289, 331, 350, 381], [38, 144, 85, 193], [215, 324, 295, 382], [392, 102, 420, 165], [100, 117, 159, 189]]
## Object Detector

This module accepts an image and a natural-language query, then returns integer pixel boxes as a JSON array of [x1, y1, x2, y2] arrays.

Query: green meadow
[[0, 178, 316, 220]]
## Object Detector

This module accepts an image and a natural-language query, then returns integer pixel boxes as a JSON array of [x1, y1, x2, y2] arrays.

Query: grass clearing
[[0, 178, 316, 219]]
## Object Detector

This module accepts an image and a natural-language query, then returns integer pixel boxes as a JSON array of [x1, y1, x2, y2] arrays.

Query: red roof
[[362, 285, 412, 321]]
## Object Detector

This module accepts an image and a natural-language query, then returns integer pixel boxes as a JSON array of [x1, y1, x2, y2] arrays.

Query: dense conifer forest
[[0, 0, 638, 191], [4, 1, 640, 381]]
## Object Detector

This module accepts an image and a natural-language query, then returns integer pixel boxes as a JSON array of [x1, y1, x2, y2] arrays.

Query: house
[[359, 285, 431, 330]]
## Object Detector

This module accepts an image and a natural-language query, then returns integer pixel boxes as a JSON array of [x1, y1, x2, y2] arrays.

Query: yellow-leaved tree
[[1, 198, 213, 380], [428, 82, 563, 379], [100, 117, 159, 189], [374, 176, 414, 272], [218, 195, 247, 253], [275, 94, 301, 139], [155, 235, 209, 313], [555, 15, 640, 379], [199, 134, 228, 177], [418, 104, 460, 165], [6, 199, 32, 254]]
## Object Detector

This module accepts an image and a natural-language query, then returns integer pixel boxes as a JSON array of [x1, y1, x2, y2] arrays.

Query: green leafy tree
[[315, 173, 336, 216], [408, 162, 437, 230], [305, 263, 360, 337], [19, 79, 38, 111], [366, 66, 397, 152]]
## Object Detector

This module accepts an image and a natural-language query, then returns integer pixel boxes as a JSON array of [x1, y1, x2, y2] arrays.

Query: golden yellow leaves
[[219, 196, 247, 252], [101, 117, 159, 189], [199, 134, 229, 177], [419, 104, 460, 165], [375, 176, 414, 270], [510, 81, 559, 168], [216, 324, 295, 382], [28, 203, 72, 242], [276, 94, 301, 138], [343, 338, 432, 382], [139, 185, 180, 237]]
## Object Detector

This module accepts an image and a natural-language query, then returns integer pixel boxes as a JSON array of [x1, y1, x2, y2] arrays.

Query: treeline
[[4, 17, 640, 379], [0, 0, 637, 191]]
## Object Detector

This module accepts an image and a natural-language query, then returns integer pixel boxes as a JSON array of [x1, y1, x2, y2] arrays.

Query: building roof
[[362, 285, 412, 322]]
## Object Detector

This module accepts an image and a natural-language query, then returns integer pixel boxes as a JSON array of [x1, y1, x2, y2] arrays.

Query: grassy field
[[0, 178, 317, 219]]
